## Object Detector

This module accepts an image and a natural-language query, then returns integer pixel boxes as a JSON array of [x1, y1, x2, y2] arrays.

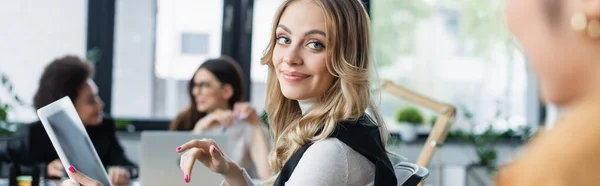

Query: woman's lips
[[281, 71, 310, 82]]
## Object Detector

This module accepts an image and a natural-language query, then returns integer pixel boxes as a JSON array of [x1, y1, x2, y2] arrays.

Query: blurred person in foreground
[[496, 0, 600, 185]]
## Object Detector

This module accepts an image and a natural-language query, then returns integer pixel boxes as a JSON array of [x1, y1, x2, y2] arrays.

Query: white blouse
[[222, 100, 375, 186]]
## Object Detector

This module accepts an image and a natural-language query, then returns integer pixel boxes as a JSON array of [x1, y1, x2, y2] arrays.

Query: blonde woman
[[495, 0, 600, 185], [62, 0, 396, 185]]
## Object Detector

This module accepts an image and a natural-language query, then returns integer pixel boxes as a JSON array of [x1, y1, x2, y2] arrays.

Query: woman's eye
[[276, 36, 290, 45], [306, 41, 325, 50]]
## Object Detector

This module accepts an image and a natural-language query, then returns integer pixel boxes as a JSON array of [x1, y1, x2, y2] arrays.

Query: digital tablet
[[37, 96, 112, 186]]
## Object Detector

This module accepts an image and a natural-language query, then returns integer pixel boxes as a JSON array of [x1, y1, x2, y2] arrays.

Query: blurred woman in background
[[6, 55, 135, 185], [168, 56, 272, 181], [496, 0, 600, 185]]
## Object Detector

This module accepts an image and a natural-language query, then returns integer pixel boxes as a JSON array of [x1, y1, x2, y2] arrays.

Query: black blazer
[[4, 118, 136, 170]]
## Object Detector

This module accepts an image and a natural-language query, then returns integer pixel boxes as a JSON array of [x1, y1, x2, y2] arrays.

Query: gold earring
[[587, 20, 600, 38], [571, 12, 588, 31]]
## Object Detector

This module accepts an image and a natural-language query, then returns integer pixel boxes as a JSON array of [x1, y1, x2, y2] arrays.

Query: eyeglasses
[[192, 81, 223, 92]]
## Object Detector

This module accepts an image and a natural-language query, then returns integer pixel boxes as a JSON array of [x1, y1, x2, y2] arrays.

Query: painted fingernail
[[184, 174, 189, 183], [176, 146, 182, 151], [211, 146, 217, 153], [68, 166, 76, 173]]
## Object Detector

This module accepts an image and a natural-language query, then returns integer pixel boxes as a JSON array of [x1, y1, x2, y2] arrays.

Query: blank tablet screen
[[47, 110, 111, 186]]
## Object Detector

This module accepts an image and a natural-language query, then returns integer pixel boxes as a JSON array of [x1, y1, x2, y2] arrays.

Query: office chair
[[394, 162, 430, 186]]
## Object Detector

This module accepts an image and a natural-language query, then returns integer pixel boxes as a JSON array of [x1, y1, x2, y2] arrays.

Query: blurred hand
[[108, 166, 130, 186], [233, 103, 261, 126], [194, 110, 236, 131], [176, 138, 235, 183], [62, 166, 102, 186], [47, 159, 64, 178]]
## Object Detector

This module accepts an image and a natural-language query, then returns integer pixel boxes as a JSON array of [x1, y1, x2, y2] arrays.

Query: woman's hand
[[176, 139, 240, 183], [47, 159, 64, 178], [107, 166, 130, 185], [61, 166, 102, 186], [193, 110, 236, 133], [233, 103, 262, 126]]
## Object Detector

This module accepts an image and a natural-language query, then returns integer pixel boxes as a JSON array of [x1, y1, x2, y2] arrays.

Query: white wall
[[0, 0, 88, 123]]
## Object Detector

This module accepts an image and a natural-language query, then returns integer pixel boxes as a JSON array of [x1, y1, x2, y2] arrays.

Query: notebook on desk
[[139, 131, 228, 186]]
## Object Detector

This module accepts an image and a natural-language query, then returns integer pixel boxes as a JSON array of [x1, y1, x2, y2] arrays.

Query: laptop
[[140, 131, 229, 186]]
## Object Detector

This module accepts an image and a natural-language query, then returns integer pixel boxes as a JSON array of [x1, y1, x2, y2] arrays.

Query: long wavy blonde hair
[[260, 0, 388, 183]]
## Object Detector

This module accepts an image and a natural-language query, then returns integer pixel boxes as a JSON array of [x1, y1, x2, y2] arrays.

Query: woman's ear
[[222, 84, 234, 100]]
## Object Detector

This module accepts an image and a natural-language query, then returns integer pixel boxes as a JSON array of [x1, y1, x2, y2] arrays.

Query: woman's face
[[74, 80, 104, 126], [505, 0, 600, 105], [191, 68, 232, 112], [272, 0, 335, 101]]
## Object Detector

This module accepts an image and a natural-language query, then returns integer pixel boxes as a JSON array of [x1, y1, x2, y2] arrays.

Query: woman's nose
[[192, 85, 202, 96], [97, 97, 105, 109], [283, 46, 303, 66]]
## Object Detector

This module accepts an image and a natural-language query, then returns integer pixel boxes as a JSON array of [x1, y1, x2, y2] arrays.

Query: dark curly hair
[[33, 55, 95, 110]]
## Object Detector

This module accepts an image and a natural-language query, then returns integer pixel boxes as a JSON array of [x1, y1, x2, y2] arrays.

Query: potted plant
[[454, 104, 503, 186], [395, 106, 424, 141], [0, 73, 26, 135], [115, 119, 135, 132], [448, 128, 498, 186]]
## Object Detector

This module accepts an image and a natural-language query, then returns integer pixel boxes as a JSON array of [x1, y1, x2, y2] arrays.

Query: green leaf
[[396, 106, 424, 125], [0, 108, 7, 121], [87, 47, 102, 63], [429, 115, 438, 125], [495, 109, 502, 118], [14, 96, 22, 104], [260, 110, 270, 130], [462, 107, 473, 119], [115, 119, 132, 130], [1, 74, 7, 85]]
